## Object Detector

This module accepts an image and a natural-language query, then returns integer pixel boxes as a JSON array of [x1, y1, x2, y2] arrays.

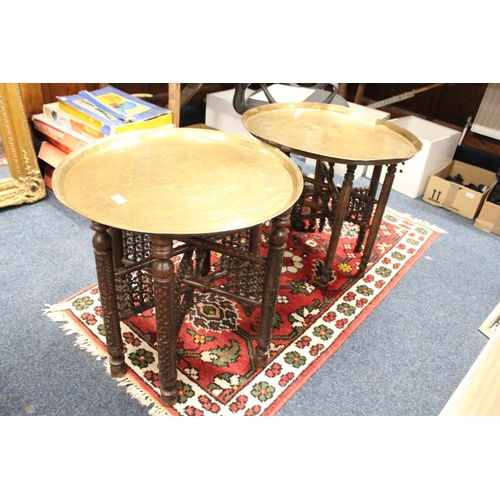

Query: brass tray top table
[[53, 127, 303, 406], [242, 102, 422, 289]]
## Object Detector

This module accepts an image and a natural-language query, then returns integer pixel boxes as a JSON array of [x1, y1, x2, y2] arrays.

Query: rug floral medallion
[[46, 208, 442, 416]]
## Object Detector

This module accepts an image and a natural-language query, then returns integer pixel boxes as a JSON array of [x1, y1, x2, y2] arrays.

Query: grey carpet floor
[[1, 168, 499, 416]]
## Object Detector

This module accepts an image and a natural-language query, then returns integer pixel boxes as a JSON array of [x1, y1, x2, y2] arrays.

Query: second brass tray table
[[242, 102, 422, 289]]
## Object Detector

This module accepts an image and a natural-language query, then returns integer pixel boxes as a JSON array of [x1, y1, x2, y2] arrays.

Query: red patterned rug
[[45, 208, 443, 416]]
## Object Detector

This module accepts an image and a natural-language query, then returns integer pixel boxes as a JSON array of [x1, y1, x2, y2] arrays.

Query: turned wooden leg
[[256, 209, 290, 367], [358, 164, 397, 274], [368, 164, 382, 199], [354, 227, 367, 254], [353, 164, 381, 252], [91, 221, 126, 378], [197, 248, 211, 277], [318, 164, 357, 289], [151, 234, 178, 406], [249, 224, 262, 257]]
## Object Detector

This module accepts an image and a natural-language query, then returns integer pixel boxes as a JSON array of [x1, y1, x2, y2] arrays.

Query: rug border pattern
[[44, 208, 442, 416]]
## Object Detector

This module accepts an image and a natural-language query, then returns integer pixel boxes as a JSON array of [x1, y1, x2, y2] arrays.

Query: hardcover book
[[43, 102, 105, 140], [38, 141, 69, 190], [78, 86, 168, 122], [57, 86, 173, 135], [38, 140, 68, 168], [32, 113, 92, 153]]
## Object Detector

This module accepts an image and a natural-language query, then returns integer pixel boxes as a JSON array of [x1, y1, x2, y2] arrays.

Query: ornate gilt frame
[[0, 83, 45, 208]]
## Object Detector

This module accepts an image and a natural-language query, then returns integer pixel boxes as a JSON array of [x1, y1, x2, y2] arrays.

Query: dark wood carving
[[151, 234, 179, 406], [358, 164, 397, 274], [91, 221, 126, 378], [256, 210, 291, 366], [90, 221, 294, 407]]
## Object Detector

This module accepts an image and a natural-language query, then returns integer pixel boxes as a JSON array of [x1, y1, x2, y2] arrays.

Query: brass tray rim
[[52, 126, 304, 235], [242, 102, 423, 165]]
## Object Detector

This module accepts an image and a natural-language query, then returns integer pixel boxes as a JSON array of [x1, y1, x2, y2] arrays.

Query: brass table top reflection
[[53, 127, 303, 235], [242, 102, 422, 165]]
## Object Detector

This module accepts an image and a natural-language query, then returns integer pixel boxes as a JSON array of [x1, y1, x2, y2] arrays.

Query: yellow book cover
[[58, 99, 173, 134], [57, 86, 172, 135]]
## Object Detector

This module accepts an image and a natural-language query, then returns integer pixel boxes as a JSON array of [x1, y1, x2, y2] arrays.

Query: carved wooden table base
[[52, 127, 303, 408], [314, 162, 398, 289], [91, 210, 291, 407], [241, 102, 421, 289]]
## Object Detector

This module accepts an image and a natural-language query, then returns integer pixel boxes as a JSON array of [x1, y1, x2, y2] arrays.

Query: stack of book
[[33, 85, 173, 189]]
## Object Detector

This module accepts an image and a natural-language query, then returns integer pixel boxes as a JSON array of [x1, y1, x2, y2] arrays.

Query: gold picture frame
[[0, 83, 45, 208]]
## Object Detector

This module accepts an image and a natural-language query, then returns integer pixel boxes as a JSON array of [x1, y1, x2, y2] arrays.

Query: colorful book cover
[[32, 113, 92, 153], [78, 86, 168, 123], [43, 102, 105, 140], [38, 141, 67, 190], [57, 95, 173, 135], [38, 141, 68, 169]]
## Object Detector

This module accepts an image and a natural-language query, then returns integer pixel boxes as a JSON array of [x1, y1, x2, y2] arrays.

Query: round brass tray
[[53, 127, 303, 235], [242, 102, 423, 165]]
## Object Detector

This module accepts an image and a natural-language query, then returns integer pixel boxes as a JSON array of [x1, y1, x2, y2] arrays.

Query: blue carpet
[[1, 166, 498, 416]]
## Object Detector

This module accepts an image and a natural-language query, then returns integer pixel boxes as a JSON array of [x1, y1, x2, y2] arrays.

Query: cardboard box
[[366, 115, 461, 198], [475, 200, 500, 235], [423, 160, 498, 219]]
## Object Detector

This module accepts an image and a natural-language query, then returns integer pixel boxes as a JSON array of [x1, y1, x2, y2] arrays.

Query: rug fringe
[[44, 304, 107, 359], [44, 302, 170, 415], [116, 377, 169, 416], [385, 207, 447, 233], [43, 301, 73, 314], [43, 304, 81, 336]]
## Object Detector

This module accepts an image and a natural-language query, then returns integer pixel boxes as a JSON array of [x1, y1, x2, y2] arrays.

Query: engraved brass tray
[[242, 102, 423, 165], [53, 127, 303, 235]]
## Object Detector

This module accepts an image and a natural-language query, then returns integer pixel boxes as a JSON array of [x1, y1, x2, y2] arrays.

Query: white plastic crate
[[205, 88, 253, 137]]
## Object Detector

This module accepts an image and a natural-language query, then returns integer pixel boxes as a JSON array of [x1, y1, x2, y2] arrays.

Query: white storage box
[[366, 115, 461, 199], [205, 88, 253, 137]]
